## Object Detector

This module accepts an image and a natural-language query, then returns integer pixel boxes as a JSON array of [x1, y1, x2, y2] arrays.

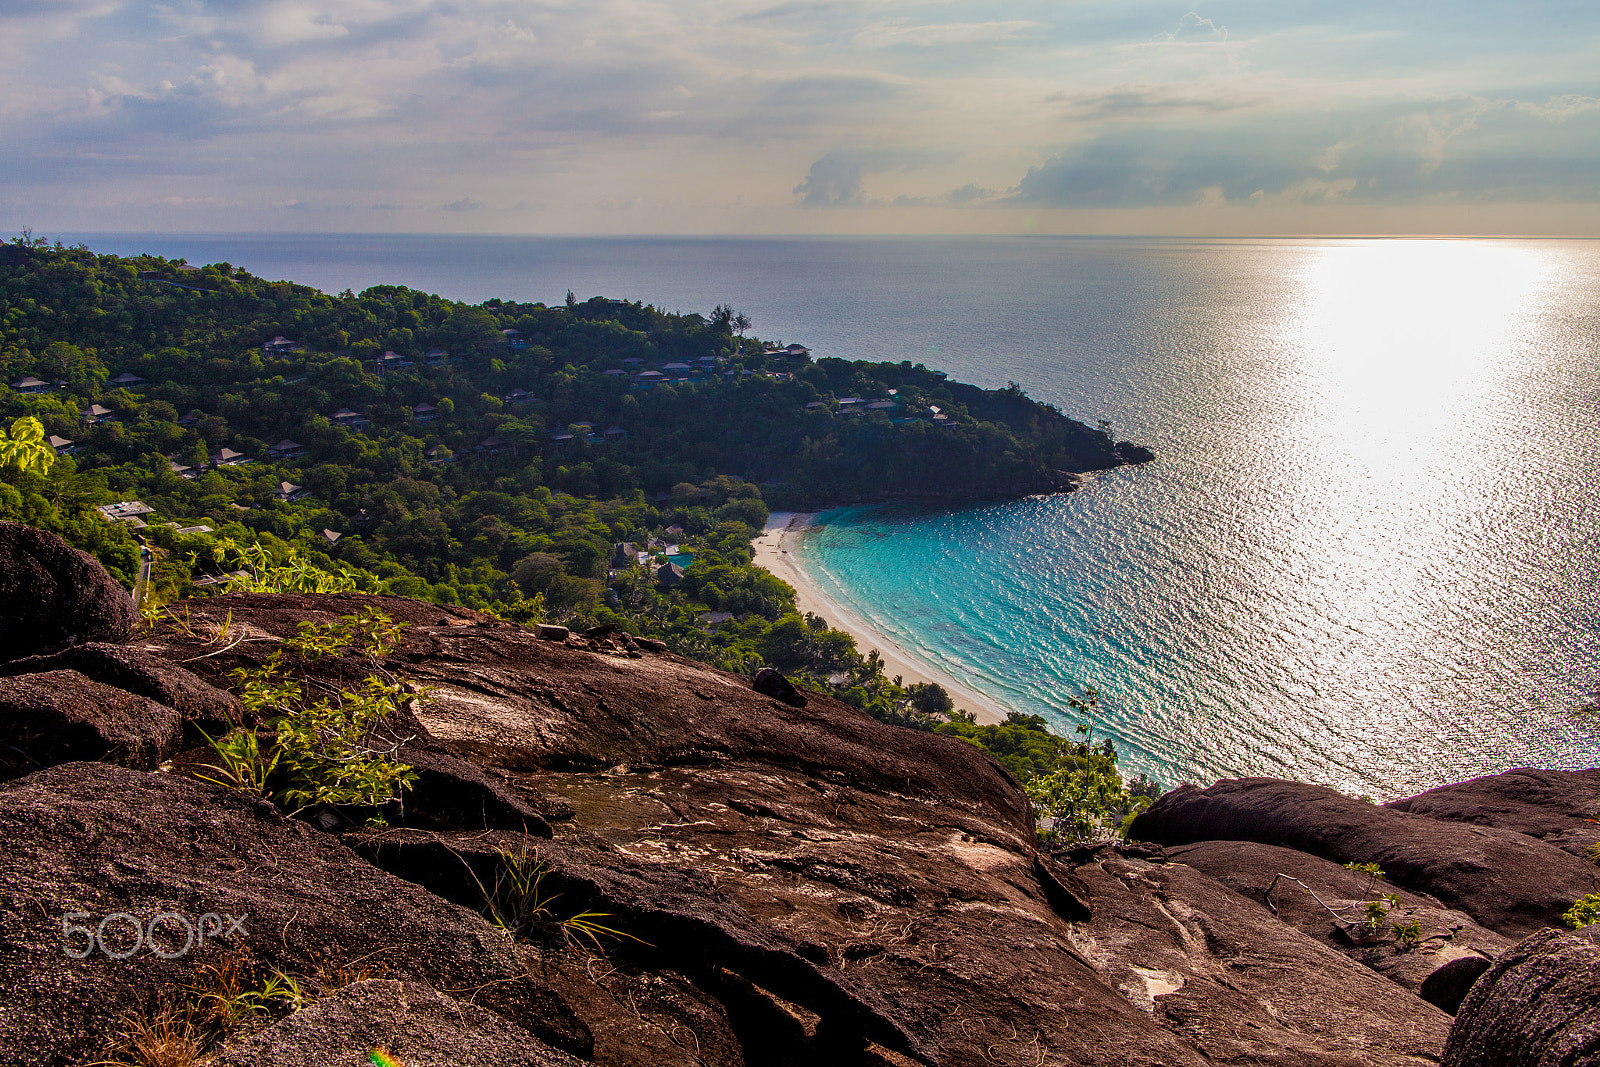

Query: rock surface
[[214, 979, 584, 1067], [0, 763, 587, 1067], [1129, 778, 1600, 937], [1166, 840, 1512, 1007], [0, 521, 137, 659], [1065, 843, 1452, 1064], [0, 579, 1595, 1065], [1389, 768, 1600, 860], [753, 665, 808, 707], [1441, 928, 1600, 1067], [0, 670, 182, 779], [0, 641, 239, 729]]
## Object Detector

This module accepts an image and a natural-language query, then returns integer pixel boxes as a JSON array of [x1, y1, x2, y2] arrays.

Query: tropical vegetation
[[0, 234, 1152, 830]]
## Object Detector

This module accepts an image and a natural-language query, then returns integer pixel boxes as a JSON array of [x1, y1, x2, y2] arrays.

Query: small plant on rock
[[478, 844, 641, 951], [193, 726, 279, 799], [196, 609, 419, 825], [90, 1000, 202, 1067], [1024, 690, 1146, 843], [1267, 862, 1405, 943], [1563, 893, 1600, 929], [1391, 918, 1423, 949]]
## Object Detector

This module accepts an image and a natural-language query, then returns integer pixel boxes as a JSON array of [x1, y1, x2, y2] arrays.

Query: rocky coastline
[[1, 519, 1596, 1067]]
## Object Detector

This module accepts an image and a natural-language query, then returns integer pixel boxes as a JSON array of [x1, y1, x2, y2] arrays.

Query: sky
[[3, 1, 1599, 236]]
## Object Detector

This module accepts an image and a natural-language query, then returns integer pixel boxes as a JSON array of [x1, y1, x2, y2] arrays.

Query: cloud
[[1010, 95, 1600, 209], [1050, 84, 1260, 120], [944, 182, 991, 205], [853, 20, 1036, 49], [1157, 12, 1228, 43], [793, 148, 950, 207], [4, 1, 1600, 232], [440, 197, 482, 212]]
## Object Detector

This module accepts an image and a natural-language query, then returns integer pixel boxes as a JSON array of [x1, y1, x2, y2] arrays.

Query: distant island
[[0, 235, 1151, 734]]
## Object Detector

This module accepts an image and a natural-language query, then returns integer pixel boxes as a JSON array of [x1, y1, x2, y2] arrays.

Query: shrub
[[1563, 893, 1600, 929], [194, 609, 418, 825]]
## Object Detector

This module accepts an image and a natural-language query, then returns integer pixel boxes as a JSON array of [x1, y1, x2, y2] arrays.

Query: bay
[[63, 232, 1600, 796]]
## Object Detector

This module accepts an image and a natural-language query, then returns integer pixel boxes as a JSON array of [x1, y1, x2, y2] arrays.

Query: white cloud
[[2, 1, 1598, 233], [853, 19, 1036, 49]]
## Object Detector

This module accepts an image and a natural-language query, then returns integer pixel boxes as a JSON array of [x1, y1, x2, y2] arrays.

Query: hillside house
[[97, 501, 154, 526], [375, 351, 411, 372], [475, 436, 508, 456], [423, 348, 451, 365], [82, 404, 116, 425], [332, 408, 368, 428], [656, 562, 685, 589], [547, 432, 575, 450], [602, 368, 627, 377], [603, 425, 628, 442], [274, 481, 308, 503], [412, 403, 437, 423], [503, 388, 533, 405], [47, 435, 77, 455], [261, 336, 302, 355], [110, 373, 146, 387], [267, 439, 308, 460], [210, 448, 249, 467], [168, 460, 196, 479], [11, 376, 49, 394], [322, 529, 341, 545]]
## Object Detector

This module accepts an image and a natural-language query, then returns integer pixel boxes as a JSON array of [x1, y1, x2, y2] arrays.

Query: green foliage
[[212, 537, 356, 594], [1266, 864, 1408, 943], [195, 610, 418, 823], [938, 712, 1074, 781], [1391, 918, 1423, 948], [0, 242, 1126, 729], [1563, 893, 1600, 929], [194, 726, 279, 798], [269, 675, 418, 817], [0, 415, 55, 475], [1024, 725, 1134, 843], [479, 844, 640, 951]]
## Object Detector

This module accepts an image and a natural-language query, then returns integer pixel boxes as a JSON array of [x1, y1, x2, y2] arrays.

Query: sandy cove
[[752, 512, 1007, 726]]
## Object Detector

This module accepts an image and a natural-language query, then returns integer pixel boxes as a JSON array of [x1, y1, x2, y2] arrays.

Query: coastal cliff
[[1, 521, 1597, 1067]]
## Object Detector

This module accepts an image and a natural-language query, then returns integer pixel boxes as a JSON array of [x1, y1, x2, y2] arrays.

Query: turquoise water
[[61, 232, 1600, 797], [786, 239, 1600, 798]]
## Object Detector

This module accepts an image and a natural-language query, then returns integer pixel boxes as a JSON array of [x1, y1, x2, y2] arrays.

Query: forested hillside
[[0, 235, 1142, 723]]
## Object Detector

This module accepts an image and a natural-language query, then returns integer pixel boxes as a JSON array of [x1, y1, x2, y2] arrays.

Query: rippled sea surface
[[69, 233, 1600, 796]]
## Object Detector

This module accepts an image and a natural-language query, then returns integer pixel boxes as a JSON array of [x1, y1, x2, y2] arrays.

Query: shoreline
[[752, 511, 1008, 726]]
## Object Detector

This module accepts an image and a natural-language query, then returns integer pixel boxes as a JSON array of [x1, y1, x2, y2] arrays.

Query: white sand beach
[[752, 512, 1008, 726]]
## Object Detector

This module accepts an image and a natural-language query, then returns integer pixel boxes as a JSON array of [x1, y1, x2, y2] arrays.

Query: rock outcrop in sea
[[0, 520, 1596, 1066]]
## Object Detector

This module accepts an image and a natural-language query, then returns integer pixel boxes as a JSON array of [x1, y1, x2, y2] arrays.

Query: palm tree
[[0, 416, 57, 475]]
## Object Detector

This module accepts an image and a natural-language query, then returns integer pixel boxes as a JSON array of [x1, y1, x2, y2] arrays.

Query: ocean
[[63, 232, 1600, 798]]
